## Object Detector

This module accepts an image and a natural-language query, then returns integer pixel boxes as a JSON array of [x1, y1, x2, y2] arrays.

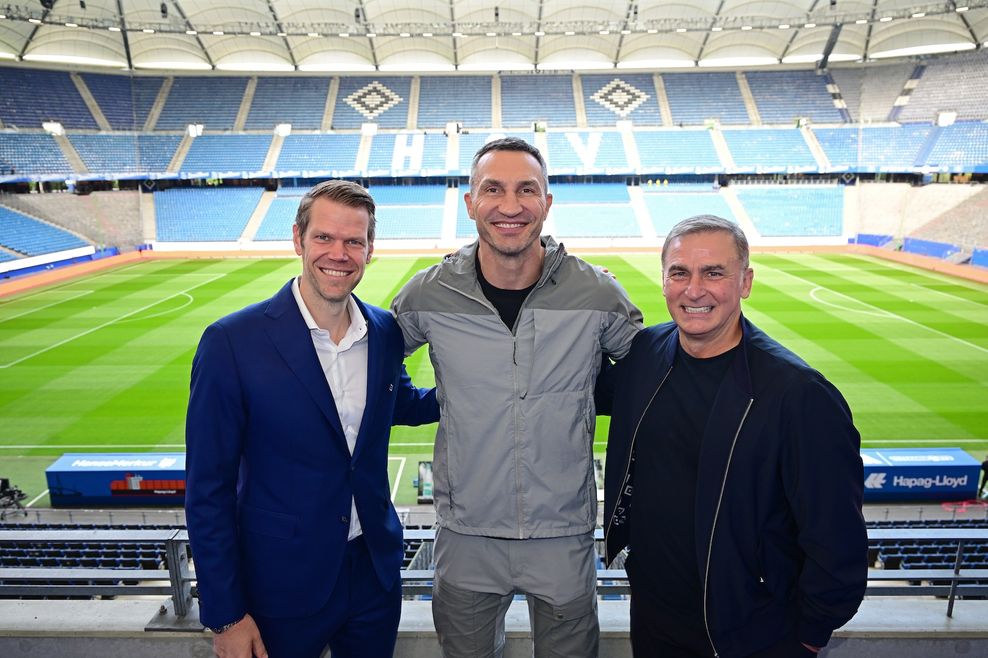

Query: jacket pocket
[[239, 503, 297, 539]]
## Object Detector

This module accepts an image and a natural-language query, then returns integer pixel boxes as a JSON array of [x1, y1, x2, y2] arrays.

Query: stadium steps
[[322, 78, 339, 131], [572, 75, 588, 128], [653, 74, 673, 126], [913, 125, 943, 168], [709, 128, 737, 169], [262, 134, 285, 172], [736, 72, 762, 126], [440, 186, 461, 242], [167, 134, 193, 172], [234, 78, 257, 132], [491, 75, 502, 129], [356, 134, 373, 172], [140, 189, 156, 242], [241, 191, 276, 242], [407, 77, 421, 129], [0, 202, 92, 245], [0, 244, 23, 259], [801, 126, 831, 170], [619, 128, 641, 170], [143, 77, 173, 131], [51, 134, 88, 175], [69, 73, 112, 132], [627, 186, 658, 240], [720, 187, 760, 237]]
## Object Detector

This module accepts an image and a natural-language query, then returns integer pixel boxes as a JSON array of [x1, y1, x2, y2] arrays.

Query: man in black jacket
[[600, 215, 867, 657]]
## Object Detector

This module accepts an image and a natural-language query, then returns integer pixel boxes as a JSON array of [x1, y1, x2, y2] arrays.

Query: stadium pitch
[[0, 252, 986, 508]]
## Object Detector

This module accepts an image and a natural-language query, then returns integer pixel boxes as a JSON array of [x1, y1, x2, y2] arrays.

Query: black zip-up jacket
[[600, 316, 867, 657]]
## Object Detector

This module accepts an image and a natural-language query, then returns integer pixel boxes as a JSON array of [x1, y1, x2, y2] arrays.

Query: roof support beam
[[17, 5, 51, 60], [818, 22, 843, 69], [264, 0, 297, 69], [781, 0, 821, 62], [947, 0, 980, 47], [449, 0, 459, 69], [614, 0, 637, 67], [167, 0, 213, 69], [696, 0, 726, 65], [533, 0, 545, 68], [863, 0, 878, 59], [114, 0, 132, 69]]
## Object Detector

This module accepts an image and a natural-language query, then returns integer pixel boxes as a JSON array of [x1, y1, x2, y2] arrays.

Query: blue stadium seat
[[155, 77, 248, 131], [0, 67, 97, 129], [545, 132, 629, 173], [246, 77, 330, 130], [154, 187, 264, 241], [333, 77, 412, 129], [81, 74, 164, 131], [745, 71, 844, 124], [501, 75, 576, 127], [418, 77, 492, 129], [735, 186, 843, 236], [275, 134, 362, 174], [69, 134, 181, 173], [181, 135, 272, 174], [0, 133, 74, 176], [635, 130, 722, 173], [582, 74, 662, 127], [0, 205, 89, 255], [643, 192, 736, 235], [663, 73, 749, 126], [722, 129, 817, 172]]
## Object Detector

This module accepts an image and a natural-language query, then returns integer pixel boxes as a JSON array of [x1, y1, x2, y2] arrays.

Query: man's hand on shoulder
[[212, 613, 267, 658]]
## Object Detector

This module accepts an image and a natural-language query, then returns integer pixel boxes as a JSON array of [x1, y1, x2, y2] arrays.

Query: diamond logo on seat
[[345, 81, 403, 120], [591, 79, 650, 117]]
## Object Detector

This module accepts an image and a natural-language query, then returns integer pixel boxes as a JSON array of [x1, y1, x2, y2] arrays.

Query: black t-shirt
[[628, 341, 739, 652], [476, 257, 536, 330]]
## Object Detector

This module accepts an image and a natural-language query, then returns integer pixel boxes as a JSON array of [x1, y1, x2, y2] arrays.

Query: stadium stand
[[370, 184, 445, 239], [154, 77, 247, 131], [830, 63, 914, 123], [635, 130, 721, 173], [662, 72, 749, 126], [253, 186, 306, 241], [548, 183, 638, 238], [814, 125, 933, 172], [69, 134, 182, 174], [455, 192, 476, 239], [500, 75, 577, 128], [721, 129, 817, 172], [735, 186, 843, 236], [897, 52, 988, 123], [581, 74, 662, 127], [0, 206, 89, 256], [869, 519, 988, 572], [745, 70, 844, 124], [545, 131, 628, 173], [456, 132, 534, 174], [0, 67, 96, 130], [0, 133, 74, 176], [245, 77, 330, 130], [925, 122, 988, 172], [418, 76, 491, 129], [275, 134, 362, 174], [180, 134, 272, 174], [153, 187, 264, 241], [902, 237, 963, 260], [643, 190, 736, 235], [333, 77, 411, 130], [366, 133, 448, 175], [80, 74, 165, 131]]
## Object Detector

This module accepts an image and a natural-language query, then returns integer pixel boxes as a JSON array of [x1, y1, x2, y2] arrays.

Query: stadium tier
[[246, 77, 330, 131], [643, 191, 736, 235], [418, 76, 492, 128], [153, 187, 264, 241], [0, 133, 74, 177], [635, 130, 721, 173], [69, 134, 182, 174], [735, 186, 844, 236], [501, 75, 577, 127], [180, 134, 272, 174], [154, 77, 248, 131], [0, 205, 89, 256], [0, 68, 96, 130], [745, 70, 844, 124], [80, 74, 165, 131], [721, 128, 818, 172], [275, 133, 363, 174], [663, 72, 749, 126], [333, 77, 412, 130], [545, 132, 628, 173], [581, 74, 662, 127]]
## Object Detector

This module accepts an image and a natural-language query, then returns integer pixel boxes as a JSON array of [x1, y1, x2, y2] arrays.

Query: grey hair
[[662, 215, 749, 269]]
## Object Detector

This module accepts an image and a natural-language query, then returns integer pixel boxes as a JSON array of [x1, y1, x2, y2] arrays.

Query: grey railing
[[1, 528, 987, 630]]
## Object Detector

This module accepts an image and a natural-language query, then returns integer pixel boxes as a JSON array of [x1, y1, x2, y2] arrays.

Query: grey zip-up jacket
[[392, 238, 642, 539]]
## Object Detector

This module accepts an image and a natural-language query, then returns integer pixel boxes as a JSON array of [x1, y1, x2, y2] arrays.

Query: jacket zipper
[[701, 398, 754, 658], [436, 246, 565, 539], [603, 365, 672, 554]]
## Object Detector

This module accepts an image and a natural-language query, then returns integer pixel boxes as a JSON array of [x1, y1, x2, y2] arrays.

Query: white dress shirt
[[292, 277, 368, 541]]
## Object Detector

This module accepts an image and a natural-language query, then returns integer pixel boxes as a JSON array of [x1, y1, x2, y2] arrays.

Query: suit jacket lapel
[[264, 280, 347, 442], [352, 295, 381, 464]]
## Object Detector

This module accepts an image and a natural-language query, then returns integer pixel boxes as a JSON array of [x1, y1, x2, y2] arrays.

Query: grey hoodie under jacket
[[391, 238, 643, 539]]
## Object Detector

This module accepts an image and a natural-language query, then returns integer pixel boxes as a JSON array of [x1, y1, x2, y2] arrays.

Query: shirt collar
[[291, 276, 367, 348]]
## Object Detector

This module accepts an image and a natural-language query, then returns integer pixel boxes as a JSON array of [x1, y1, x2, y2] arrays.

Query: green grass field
[[1, 252, 986, 507]]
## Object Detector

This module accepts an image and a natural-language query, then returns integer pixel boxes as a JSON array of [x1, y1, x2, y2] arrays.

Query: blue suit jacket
[[185, 280, 438, 629]]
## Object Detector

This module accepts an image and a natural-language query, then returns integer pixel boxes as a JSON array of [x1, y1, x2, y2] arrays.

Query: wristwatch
[[208, 615, 245, 634]]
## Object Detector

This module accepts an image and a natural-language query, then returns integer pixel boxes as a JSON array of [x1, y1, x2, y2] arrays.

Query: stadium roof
[[0, 0, 986, 73]]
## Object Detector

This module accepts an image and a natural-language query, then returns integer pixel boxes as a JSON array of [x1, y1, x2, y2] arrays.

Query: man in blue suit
[[186, 180, 438, 658]]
